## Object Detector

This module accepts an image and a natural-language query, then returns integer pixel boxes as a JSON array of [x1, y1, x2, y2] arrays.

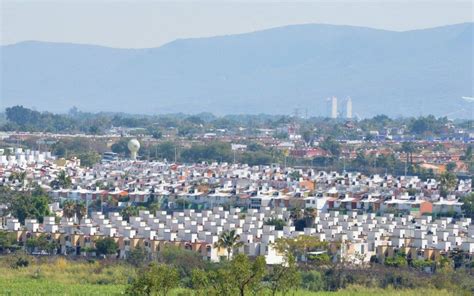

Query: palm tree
[[401, 142, 416, 165], [214, 229, 243, 260], [57, 170, 72, 189], [303, 208, 317, 227], [62, 200, 76, 222], [289, 207, 303, 222], [438, 172, 457, 197], [75, 202, 87, 223], [9, 171, 27, 187]]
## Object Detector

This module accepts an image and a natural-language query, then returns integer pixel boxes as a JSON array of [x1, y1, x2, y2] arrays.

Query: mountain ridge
[[1, 23, 472, 117]]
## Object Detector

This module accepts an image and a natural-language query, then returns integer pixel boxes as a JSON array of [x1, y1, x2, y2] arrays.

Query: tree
[[384, 253, 408, 267], [0, 230, 19, 253], [25, 234, 58, 255], [401, 142, 416, 165], [94, 237, 118, 257], [461, 193, 474, 219], [111, 139, 131, 157], [303, 208, 317, 228], [446, 162, 457, 172], [147, 127, 162, 139], [126, 263, 179, 296], [207, 268, 236, 295], [264, 218, 286, 231], [302, 129, 313, 145], [157, 245, 205, 278], [121, 206, 139, 222], [51, 170, 72, 189], [191, 269, 210, 296], [229, 254, 266, 296], [438, 172, 457, 197], [267, 254, 301, 296], [301, 270, 324, 292], [320, 137, 341, 157], [289, 171, 301, 181], [78, 151, 101, 168], [62, 200, 76, 221], [75, 202, 87, 223], [9, 171, 27, 185], [10, 193, 50, 224], [214, 229, 243, 260], [274, 235, 328, 262], [127, 246, 148, 267]]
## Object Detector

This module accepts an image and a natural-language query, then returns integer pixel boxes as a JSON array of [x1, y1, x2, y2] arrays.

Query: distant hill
[[1, 23, 472, 118]]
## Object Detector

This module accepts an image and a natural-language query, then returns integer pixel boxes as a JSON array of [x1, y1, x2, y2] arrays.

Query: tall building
[[346, 97, 352, 119], [331, 96, 338, 119]]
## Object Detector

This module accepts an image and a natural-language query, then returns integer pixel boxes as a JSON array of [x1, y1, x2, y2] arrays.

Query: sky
[[1, 0, 473, 48]]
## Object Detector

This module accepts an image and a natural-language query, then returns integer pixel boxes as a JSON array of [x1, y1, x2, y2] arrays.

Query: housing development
[[1, 146, 473, 265]]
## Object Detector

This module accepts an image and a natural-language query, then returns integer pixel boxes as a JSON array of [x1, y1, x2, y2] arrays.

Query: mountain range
[[1, 23, 473, 118]]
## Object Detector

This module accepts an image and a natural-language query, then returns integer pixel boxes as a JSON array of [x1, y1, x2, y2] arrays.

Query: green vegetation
[[264, 218, 287, 230], [461, 193, 474, 219], [0, 254, 466, 296], [94, 237, 119, 257], [214, 229, 244, 260], [7, 187, 51, 224]]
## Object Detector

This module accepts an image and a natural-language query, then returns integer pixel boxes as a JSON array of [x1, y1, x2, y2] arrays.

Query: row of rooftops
[[3, 207, 474, 262], [1, 157, 471, 211]]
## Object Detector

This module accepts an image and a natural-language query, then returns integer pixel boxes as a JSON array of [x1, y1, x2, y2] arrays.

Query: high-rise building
[[331, 96, 338, 119], [346, 97, 352, 119]]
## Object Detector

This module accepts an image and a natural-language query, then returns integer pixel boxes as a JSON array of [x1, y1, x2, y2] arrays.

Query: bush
[[301, 270, 324, 291], [11, 254, 30, 269]]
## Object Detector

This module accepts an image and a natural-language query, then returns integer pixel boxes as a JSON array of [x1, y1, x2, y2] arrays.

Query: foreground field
[[0, 278, 453, 296], [0, 257, 454, 296]]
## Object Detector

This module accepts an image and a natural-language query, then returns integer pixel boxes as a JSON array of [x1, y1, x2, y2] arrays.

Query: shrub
[[301, 270, 324, 291]]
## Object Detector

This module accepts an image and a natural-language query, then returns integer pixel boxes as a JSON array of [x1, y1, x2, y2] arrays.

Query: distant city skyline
[[1, 0, 473, 48]]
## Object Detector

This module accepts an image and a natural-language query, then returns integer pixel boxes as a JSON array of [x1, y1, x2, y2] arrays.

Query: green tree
[[401, 142, 416, 165], [446, 162, 457, 172], [127, 246, 148, 267], [78, 151, 101, 168], [320, 137, 341, 157], [266, 254, 301, 296], [438, 172, 457, 197], [461, 193, 474, 219], [157, 245, 205, 278], [25, 234, 58, 255], [274, 235, 328, 262], [229, 254, 266, 296], [51, 170, 72, 189], [0, 230, 19, 253], [62, 200, 76, 221], [121, 206, 139, 223], [301, 270, 324, 292], [94, 237, 118, 257], [264, 218, 286, 231], [126, 263, 179, 296], [384, 253, 408, 267], [10, 193, 50, 224], [191, 269, 210, 296], [75, 202, 87, 222], [303, 208, 317, 228], [214, 229, 244, 260]]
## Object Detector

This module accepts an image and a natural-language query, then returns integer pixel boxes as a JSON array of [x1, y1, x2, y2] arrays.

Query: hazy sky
[[1, 0, 473, 48]]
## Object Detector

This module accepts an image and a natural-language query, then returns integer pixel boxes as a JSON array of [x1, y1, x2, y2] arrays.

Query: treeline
[[2, 105, 469, 138], [80, 244, 474, 295], [111, 140, 283, 166]]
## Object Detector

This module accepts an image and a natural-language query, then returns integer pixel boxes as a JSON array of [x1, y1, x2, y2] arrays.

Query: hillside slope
[[1, 23, 472, 117]]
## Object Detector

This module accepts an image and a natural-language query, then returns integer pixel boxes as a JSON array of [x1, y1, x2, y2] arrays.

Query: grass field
[[0, 257, 453, 296]]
